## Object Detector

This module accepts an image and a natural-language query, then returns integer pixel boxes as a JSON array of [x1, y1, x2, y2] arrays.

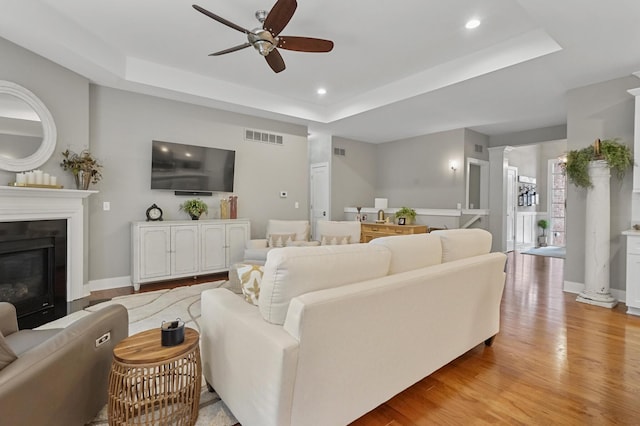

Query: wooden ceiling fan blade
[[265, 49, 286, 73], [277, 36, 334, 52], [209, 43, 251, 56], [192, 4, 250, 34], [263, 0, 297, 36]]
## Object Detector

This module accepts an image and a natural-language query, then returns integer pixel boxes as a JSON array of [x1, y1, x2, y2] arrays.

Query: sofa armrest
[[0, 303, 18, 337], [0, 304, 128, 426], [200, 289, 299, 426], [246, 238, 268, 249]]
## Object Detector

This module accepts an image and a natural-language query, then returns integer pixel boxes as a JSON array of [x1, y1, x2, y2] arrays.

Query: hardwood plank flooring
[[91, 253, 640, 424]]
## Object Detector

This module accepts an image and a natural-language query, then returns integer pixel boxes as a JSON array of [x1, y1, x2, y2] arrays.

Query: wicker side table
[[108, 328, 201, 426]]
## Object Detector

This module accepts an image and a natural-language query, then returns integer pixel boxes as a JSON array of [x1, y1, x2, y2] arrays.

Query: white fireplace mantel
[[0, 186, 97, 301]]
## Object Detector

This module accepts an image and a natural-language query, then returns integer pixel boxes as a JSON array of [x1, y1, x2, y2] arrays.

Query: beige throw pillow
[[320, 235, 351, 245], [0, 331, 17, 371], [267, 233, 296, 248], [237, 264, 264, 305]]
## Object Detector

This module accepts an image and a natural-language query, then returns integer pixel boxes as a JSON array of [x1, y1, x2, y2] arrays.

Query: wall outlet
[[280, 191, 288, 198], [103, 201, 111, 211], [295, 201, 299, 209]]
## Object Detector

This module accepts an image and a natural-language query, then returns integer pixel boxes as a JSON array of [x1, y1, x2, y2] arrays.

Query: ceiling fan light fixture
[[465, 18, 481, 29], [317, 88, 327, 95]]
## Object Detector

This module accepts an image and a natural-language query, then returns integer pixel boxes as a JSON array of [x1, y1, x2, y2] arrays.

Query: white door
[[310, 162, 330, 240], [506, 167, 518, 252], [171, 225, 199, 275], [200, 224, 225, 272]]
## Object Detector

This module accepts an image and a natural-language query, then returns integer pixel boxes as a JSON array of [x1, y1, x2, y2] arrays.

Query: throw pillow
[[285, 240, 321, 247], [321, 235, 351, 245], [0, 331, 17, 371], [267, 233, 296, 248], [237, 264, 264, 306]]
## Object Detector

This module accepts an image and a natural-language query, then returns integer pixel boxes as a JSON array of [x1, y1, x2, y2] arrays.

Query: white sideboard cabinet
[[131, 219, 250, 290], [624, 231, 640, 316]]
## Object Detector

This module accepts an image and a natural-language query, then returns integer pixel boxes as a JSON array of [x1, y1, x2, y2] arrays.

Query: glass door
[[548, 159, 566, 246]]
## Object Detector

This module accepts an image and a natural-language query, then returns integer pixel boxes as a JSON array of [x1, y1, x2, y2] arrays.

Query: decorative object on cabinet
[[131, 219, 250, 290], [537, 219, 548, 247], [220, 198, 229, 219], [398, 217, 406, 225], [360, 222, 427, 243], [355, 207, 362, 222], [394, 206, 417, 224], [517, 175, 538, 206], [179, 198, 208, 220], [562, 138, 633, 188], [60, 149, 102, 189], [146, 204, 163, 221], [229, 195, 238, 219], [374, 198, 388, 223]]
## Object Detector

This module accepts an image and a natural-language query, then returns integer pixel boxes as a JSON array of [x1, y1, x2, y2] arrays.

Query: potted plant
[[180, 199, 208, 220], [562, 138, 633, 188], [60, 149, 103, 189], [537, 219, 548, 247], [395, 206, 417, 224]]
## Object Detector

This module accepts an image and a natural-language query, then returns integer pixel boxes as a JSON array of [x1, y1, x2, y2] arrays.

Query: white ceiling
[[1, 0, 639, 143]]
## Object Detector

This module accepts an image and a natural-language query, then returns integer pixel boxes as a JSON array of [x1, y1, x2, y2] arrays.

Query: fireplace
[[0, 220, 67, 329]]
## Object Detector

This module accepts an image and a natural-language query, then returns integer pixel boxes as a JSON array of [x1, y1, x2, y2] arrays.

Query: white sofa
[[201, 229, 507, 426], [243, 219, 361, 264]]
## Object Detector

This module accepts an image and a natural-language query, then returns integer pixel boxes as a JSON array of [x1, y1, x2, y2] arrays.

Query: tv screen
[[151, 140, 235, 192]]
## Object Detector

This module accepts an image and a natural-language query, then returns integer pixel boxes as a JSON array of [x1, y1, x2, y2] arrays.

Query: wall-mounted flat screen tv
[[151, 140, 235, 193]]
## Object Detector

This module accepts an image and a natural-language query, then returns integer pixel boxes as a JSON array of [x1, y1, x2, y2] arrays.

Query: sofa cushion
[[320, 235, 351, 245], [0, 331, 17, 371], [266, 220, 310, 241], [430, 228, 492, 262], [259, 244, 392, 325], [238, 264, 264, 305], [315, 221, 361, 243], [4, 328, 62, 356], [268, 233, 295, 248], [369, 233, 443, 274]]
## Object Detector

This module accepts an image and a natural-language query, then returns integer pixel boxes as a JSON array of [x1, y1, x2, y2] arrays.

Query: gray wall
[[566, 75, 636, 291], [331, 136, 377, 219], [375, 129, 466, 209], [89, 86, 309, 281], [489, 124, 567, 147]]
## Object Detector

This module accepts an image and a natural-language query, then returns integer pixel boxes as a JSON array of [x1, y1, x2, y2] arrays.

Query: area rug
[[38, 281, 239, 426], [522, 245, 566, 259]]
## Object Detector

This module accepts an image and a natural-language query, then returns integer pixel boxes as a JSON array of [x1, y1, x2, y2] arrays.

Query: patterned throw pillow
[[320, 235, 351, 245], [267, 233, 296, 248], [0, 331, 17, 371], [237, 264, 264, 305]]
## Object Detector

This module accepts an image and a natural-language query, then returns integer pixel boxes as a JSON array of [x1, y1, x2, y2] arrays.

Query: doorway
[[506, 166, 518, 252], [310, 162, 330, 239]]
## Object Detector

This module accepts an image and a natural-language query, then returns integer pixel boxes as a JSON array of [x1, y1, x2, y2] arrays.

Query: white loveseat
[[201, 229, 507, 426]]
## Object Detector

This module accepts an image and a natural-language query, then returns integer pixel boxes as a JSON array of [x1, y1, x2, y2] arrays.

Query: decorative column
[[577, 160, 617, 308]]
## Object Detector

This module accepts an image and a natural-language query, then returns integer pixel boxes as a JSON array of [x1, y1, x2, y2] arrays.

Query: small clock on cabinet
[[146, 204, 163, 221]]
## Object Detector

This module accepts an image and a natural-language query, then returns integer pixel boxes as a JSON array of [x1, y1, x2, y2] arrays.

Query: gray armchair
[[0, 302, 128, 426]]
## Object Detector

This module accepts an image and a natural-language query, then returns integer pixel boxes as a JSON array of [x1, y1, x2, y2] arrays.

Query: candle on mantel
[[26, 171, 35, 184], [15, 173, 26, 184], [50, 175, 57, 186], [43, 173, 50, 185], [34, 170, 43, 184]]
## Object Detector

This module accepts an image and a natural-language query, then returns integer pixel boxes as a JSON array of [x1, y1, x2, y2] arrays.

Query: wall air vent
[[474, 144, 483, 153], [245, 129, 283, 146], [333, 147, 346, 156]]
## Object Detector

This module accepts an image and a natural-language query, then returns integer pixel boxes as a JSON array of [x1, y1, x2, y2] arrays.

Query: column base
[[576, 291, 618, 308]]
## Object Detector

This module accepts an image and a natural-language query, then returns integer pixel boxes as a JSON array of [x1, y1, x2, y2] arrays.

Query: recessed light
[[317, 88, 327, 95], [465, 19, 481, 29]]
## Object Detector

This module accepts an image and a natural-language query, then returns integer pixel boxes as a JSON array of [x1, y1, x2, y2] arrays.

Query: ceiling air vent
[[333, 147, 346, 156], [474, 144, 483, 153], [245, 129, 283, 146]]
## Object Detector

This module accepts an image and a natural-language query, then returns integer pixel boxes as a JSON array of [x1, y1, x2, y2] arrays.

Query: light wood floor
[[92, 252, 640, 425]]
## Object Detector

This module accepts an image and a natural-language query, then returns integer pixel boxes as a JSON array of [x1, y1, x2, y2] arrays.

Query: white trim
[[89, 276, 133, 292], [564, 280, 626, 302]]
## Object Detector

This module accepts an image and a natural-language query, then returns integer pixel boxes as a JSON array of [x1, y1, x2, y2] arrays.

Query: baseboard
[[89, 276, 132, 292], [563, 280, 626, 302]]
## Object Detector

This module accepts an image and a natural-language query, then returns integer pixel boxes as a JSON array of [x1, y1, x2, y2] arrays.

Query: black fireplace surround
[[0, 220, 67, 329]]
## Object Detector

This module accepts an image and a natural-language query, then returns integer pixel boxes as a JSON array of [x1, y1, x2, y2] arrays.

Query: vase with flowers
[[60, 149, 103, 190]]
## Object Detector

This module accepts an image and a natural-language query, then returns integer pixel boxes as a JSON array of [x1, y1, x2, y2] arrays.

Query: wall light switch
[[103, 201, 111, 211], [280, 191, 288, 198], [295, 201, 299, 209]]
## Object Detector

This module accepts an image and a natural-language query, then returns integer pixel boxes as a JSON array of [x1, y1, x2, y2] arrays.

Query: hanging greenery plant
[[562, 138, 633, 188]]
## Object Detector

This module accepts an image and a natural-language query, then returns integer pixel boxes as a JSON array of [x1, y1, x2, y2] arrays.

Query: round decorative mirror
[[0, 80, 56, 172]]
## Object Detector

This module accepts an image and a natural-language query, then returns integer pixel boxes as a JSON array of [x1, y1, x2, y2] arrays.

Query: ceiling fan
[[192, 0, 334, 73]]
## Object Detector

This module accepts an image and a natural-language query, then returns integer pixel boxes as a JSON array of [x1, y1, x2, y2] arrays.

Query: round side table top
[[113, 327, 199, 364]]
